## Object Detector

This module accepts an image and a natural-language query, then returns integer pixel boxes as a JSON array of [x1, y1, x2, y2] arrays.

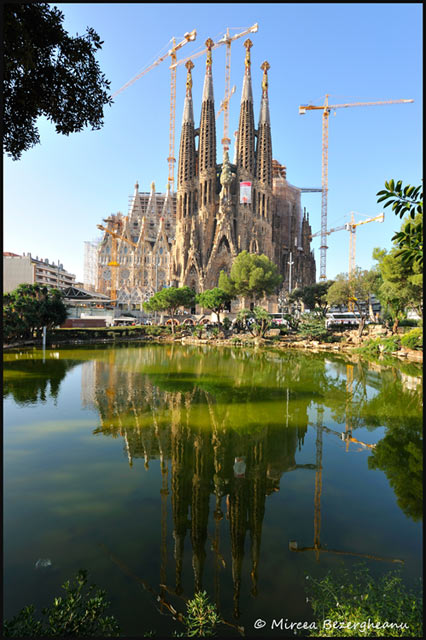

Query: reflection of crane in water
[[153, 410, 170, 612], [289, 405, 403, 564]]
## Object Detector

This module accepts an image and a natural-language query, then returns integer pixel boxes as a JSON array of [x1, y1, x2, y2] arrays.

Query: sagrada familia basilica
[[96, 39, 316, 310]]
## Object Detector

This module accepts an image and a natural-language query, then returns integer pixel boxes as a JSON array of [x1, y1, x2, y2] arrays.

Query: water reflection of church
[[81, 348, 403, 621], [83, 352, 309, 619]]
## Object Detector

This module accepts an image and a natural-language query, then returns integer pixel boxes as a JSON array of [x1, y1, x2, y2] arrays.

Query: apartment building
[[3, 252, 76, 293]]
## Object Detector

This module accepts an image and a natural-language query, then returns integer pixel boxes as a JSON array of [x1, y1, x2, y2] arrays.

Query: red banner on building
[[239, 181, 252, 204]]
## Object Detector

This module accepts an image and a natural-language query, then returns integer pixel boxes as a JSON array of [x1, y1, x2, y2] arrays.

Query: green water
[[3, 344, 422, 636]]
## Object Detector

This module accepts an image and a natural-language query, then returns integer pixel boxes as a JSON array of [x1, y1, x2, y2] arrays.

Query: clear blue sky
[[4, 3, 422, 282]]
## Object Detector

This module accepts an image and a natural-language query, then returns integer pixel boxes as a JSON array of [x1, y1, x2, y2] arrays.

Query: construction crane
[[173, 24, 259, 154], [310, 210, 384, 274], [289, 405, 403, 565], [216, 84, 236, 150], [299, 95, 414, 280], [97, 220, 137, 305], [111, 29, 197, 192]]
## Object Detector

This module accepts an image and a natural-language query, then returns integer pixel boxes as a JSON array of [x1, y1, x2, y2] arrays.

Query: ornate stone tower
[[198, 38, 218, 272], [235, 39, 256, 253], [172, 59, 198, 286], [254, 61, 274, 259]]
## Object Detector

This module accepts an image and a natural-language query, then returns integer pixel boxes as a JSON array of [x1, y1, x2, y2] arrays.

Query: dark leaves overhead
[[3, 3, 113, 159]]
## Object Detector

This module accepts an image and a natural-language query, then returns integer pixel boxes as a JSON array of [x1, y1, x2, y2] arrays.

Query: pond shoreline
[[3, 332, 422, 363]]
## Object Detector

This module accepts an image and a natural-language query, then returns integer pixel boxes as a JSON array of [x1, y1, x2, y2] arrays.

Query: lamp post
[[288, 252, 294, 295]]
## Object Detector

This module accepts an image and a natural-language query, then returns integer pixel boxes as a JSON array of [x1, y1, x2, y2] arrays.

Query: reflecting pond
[[3, 344, 423, 636]]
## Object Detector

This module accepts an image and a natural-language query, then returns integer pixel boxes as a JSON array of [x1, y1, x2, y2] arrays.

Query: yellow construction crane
[[310, 211, 384, 276], [111, 29, 197, 191], [299, 95, 414, 280], [173, 24, 259, 153], [97, 220, 137, 305], [216, 84, 236, 150], [311, 211, 384, 310]]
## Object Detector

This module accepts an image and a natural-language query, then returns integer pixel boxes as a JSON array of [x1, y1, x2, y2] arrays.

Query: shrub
[[355, 336, 400, 356], [297, 314, 329, 341], [182, 591, 221, 637], [305, 564, 422, 637], [222, 317, 231, 331], [401, 328, 423, 351], [399, 318, 420, 327], [145, 325, 170, 337], [3, 570, 119, 637]]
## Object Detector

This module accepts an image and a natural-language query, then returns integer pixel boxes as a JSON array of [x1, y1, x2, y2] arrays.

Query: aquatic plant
[[305, 564, 422, 637], [3, 570, 120, 637]]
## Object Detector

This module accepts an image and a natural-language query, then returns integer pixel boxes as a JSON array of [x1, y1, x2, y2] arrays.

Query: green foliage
[[219, 251, 282, 301], [290, 281, 334, 316], [368, 420, 423, 522], [3, 570, 120, 637], [183, 591, 221, 637], [400, 328, 423, 351], [143, 287, 195, 334], [377, 180, 423, 267], [327, 268, 378, 336], [372, 244, 422, 331], [145, 325, 171, 337], [236, 306, 272, 337], [354, 336, 400, 356], [283, 313, 300, 330], [3, 4, 112, 160], [398, 318, 420, 327], [3, 284, 68, 343], [297, 314, 330, 341], [222, 316, 231, 331], [306, 564, 422, 637], [196, 288, 232, 326]]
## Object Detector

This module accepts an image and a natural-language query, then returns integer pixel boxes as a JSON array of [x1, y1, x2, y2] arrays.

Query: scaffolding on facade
[[83, 238, 101, 291]]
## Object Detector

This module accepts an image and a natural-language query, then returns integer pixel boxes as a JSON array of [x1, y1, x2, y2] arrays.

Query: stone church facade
[[97, 39, 315, 309]]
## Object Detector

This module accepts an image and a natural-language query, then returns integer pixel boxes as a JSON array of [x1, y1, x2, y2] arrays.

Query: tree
[[372, 245, 422, 333], [3, 284, 67, 343], [236, 306, 272, 338], [143, 286, 195, 334], [289, 281, 334, 317], [196, 288, 232, 329], [4, 4, 112, 160], [326, 268, 378, 337], [218, 251, 282, 302], [377, 179, 423, 267]]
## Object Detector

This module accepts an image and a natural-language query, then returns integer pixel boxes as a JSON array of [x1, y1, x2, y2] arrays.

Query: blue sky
[[4, 3, 422, 282]]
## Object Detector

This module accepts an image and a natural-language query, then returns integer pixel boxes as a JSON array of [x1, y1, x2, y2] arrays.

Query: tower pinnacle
[[244, 39, 253, 70], [185, 59, 194, 95], [261, 60, 270, 95], [182, 60, 195, 124], [202, 38, 214, 102], [259, 61, 271, 125]]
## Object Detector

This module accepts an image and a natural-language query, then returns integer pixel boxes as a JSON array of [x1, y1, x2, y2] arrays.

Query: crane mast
[[299, 95, 414, 280], [111, 29, 197, 192], [310, 211, 384, 308]]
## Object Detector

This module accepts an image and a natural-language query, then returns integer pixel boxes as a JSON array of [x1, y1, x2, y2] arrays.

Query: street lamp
[[288, 251, 294, 295]]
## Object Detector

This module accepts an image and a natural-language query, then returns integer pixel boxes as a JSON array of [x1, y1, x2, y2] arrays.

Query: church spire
[[236, 39, 255, 176], [177, 60, 196, 202], [199, 38, 217, 176], [182, 59, 194, 124], [256, 61, 272, 186]]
